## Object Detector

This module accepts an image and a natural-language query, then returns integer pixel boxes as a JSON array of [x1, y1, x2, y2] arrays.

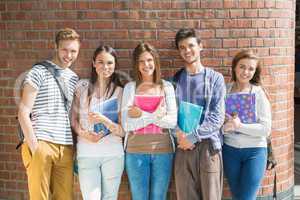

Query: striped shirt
[[24, 60, 79, 145]]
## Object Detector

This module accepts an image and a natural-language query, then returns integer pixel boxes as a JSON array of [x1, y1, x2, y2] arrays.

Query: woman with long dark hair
[[71, 45, 125, 200]]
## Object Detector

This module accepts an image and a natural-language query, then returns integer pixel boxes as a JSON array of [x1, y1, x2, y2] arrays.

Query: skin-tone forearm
[[176, 129, 195, 150], [88, 112, 125, 137], [71, 94, 103, 143], [18, 84, 39, 153]]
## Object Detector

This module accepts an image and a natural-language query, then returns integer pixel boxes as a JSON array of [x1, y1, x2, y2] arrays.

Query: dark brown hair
[[132, 42, 162, 86], [175, 28, 201, 49], [231, 50, 262, 85], [55, 28, 80, 47], [87, 45, 124, 104]]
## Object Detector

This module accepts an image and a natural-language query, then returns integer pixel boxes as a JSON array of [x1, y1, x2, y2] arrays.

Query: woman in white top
[[121, 42, 177, 200], [222, 50, 272, 200], [71, 45, 125, 200]]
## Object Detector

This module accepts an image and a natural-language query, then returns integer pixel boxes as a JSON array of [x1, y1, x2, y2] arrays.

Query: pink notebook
[[134, 95, 163, 134]]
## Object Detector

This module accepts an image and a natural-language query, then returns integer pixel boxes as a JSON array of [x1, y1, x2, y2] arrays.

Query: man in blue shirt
[[173, 28, 226, 200]]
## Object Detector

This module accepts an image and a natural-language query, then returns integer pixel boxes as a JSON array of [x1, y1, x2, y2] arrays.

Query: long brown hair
[[87, 45, 124, 104], [231, 50, 262, 85], [132, 42, 162, 86]]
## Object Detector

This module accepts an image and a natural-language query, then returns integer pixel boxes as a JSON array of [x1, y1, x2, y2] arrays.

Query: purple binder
[[225, 93, 256, 124]]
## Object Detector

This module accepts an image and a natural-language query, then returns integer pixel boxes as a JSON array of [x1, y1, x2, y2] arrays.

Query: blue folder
[[91, 97, 118, 136], [178, 101, 203, 134]]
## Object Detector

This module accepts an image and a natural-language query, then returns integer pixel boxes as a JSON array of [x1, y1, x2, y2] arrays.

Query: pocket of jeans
[[21, 143, 39, 169], [200, 145, 220, 173]]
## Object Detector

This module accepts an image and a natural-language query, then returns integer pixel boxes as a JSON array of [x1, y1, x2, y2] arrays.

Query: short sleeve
[[23, 65, 46, 90], [74, 79, 89, 98]]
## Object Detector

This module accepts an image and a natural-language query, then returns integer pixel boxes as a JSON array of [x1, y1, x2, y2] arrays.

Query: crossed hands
[[223, 113, 242, 132], [128, 97, 166, 119], [79, 128, 104, 143], [176, 129, 195, 151]]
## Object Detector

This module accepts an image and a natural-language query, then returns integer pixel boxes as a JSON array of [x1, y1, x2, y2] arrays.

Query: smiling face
[[138, 51, 156, 81], [234, 58, 258, 84], [93, 51, 115, 79], [54, 40, 80, 69], [178, 37, 202, 65]]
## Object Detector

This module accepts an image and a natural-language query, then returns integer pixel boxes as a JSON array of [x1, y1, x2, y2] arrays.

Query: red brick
[[224, 0, 238, 8], [92, 21, 114, 29], [230, 29, 245, 38], [20, 2, 33, 10], [265, 1, 275, 8], [259, 9, 269, 18], [256, 48, 269, 56], [244, 9, 258, 18], [129, 30, 156, 39], [238, 0, 251, 8], [186, 1, 200, 9], [216, 10, 230, 18], [216, 29, 230, 38], [265, 19, 276, 28], [143, 1, 171, 9], [0, 3, 6, 11], [201, 19, 223, 28], [224, 19, 237, 28], [200, 0, 223, 8], [101, 30, 129, 39], [76, 1, 89, 9], [276, 1, 292, 9], [116, 21, 143, 29], [7, 2, 20, 11], [199, 30, 215, 39], [77, 21, 91, 29], [213, 49, 228, 57], [171, 1, 186, 9], [92, 1, 113, 9], [203, 39, 222, 48], [157, 11, 168, 19], [230, 9, 244, 18], [128, 1, 142, 9], [158, 30, 176, 40], [223, 39, 237, 48], [275, 39, 290, 47], [144, 21, 157, 29], [258, 29, 270, 37], [187, 10, 215, 19], [47, 2, 60, 9], [86, 12, 113, 19], [61, 2, 75, 10], [237, 39, 250, 48], [237, 19, 252, 28], [251, 0, 265, 8], [252, 19, 265, 28], [167, 11, 186, 19]]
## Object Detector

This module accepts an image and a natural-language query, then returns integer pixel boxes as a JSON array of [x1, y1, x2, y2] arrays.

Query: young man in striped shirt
[[18, 28, 80, 200]]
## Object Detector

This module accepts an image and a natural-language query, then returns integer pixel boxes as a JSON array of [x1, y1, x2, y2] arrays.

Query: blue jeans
[[222, 144, 267, 200], [77, 156, 124, 200], [125, 153, 174, 200]]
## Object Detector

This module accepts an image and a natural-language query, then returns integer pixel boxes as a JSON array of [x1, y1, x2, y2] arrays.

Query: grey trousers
[[174, 140, 223, 200]]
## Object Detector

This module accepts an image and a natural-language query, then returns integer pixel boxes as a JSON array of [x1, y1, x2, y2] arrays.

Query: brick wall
[[0, 0, 295, 199]]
